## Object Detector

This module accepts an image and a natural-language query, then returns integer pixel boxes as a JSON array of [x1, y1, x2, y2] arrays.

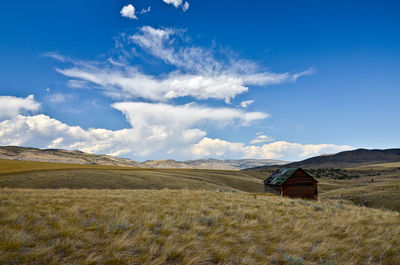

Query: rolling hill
[[0, 146, 286, 170], [0, 146, 141, 167], [245, 148, 400, 170], [0, 159, 269, 192]]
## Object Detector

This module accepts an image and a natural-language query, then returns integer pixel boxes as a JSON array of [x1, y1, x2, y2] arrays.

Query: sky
[[0, 0, 399, 161]]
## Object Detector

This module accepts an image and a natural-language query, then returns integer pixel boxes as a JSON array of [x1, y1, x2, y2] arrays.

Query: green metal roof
[[263, 168, 299, 186]]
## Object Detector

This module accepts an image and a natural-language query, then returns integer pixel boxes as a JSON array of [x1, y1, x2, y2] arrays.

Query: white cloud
[[162, 0, 183, 8], [45, 93, 75, 104], [182, 2, 189, 11], [130, 26, 226, 73], [140, 6, 151, 14], [0, 102, 268, 159], [42, 52, 67, 62], [131, 26, 313, 81], [38, 27, 322, 161], [58, 67, 250, 103], [112, 102, 268, 129], [250, 133, 274, 144], [240, 100, 254, 108], [120, 4, 137, 19], [0, 103, 353, 161], [193, 137, 354, 160], [0, 95, 40, 120], [0, 114, 137, 155], [54, 26, 311, 103]]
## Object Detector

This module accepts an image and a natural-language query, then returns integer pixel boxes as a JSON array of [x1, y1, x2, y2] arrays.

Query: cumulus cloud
[[53, 26, 311, 103], [0, 95, 40, 120], [193, 137, 354, 160], [0, 114, 138, 155], [0, 102, 268, 159], [120, 4, 137, 19], [250, 133, 274, 144], [0, 112, 352, 161], [240, 100, 254, 108], [162, 0, 183, 8]]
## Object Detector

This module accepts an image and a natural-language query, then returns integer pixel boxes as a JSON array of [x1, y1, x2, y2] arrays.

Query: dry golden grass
[[0, 159, 136, 175], [0, 159, 266, 192], [349, 162, 400, 169], [321, 179, 400, 211], [1, 188, 399, 264]]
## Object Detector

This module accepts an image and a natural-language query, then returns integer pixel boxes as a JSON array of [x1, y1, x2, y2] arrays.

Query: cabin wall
[[283, 170, 317, 199]]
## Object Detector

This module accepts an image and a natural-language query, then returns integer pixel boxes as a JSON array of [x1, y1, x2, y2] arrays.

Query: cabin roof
[[263, 168, 317, 186]]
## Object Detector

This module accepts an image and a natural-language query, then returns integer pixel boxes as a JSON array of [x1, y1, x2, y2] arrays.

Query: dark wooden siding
[[282, 170, 317, 199]]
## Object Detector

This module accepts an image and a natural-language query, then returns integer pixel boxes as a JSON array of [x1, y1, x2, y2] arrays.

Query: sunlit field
[[1, 188, 399, 265]]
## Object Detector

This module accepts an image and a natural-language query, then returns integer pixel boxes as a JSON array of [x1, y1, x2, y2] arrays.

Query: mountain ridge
[[0, 146, 286, 170], [244, 148, 400, 170]]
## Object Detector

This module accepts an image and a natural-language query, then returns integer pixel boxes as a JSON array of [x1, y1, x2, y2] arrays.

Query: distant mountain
[[143, 158, 288, 170], [0, 146, 287, 170], [244, 148, 400, 170]]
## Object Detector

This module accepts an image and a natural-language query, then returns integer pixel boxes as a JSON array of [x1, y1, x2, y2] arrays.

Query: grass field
[[0, 160, 267, 192], [0, 159, 135, 174], [320, 179, 400, 211], [1, 159, 400, 211], [349, 162, 400, 169], [1, 189, 399, 265], [1, 159, 400, 264]]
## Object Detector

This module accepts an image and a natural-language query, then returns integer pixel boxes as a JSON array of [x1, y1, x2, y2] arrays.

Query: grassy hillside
[[349, 162, 400, 169], [0, 159, 266, 192], [1, 189, 399, 265], [0, 146, 141, 167], [1, 159, 400, 211], [0, 159, 134, 174], [320, 179, 400, 211]]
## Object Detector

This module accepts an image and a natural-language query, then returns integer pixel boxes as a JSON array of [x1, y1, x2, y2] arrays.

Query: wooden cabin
[[263, 168, 318, 199]]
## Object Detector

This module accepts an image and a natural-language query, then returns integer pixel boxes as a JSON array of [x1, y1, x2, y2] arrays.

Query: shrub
[[322, 260, 338, 265], [108, 223, 127, 232], [284, 253, 304, 265], [198, 216, 215, 226], [314, 205, 324, 212]]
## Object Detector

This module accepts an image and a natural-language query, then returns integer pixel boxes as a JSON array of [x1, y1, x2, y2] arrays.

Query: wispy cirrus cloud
[[240, 100, 254, 108], [57, 66, 251, 103], [52, 26, 313, 103], [140, 6, 151, 14], [45, 92, 75, 104], [35, 26, 324, 161]]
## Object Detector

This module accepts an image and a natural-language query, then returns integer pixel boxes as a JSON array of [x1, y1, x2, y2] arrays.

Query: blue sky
[[0, 0, 399, 161]]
